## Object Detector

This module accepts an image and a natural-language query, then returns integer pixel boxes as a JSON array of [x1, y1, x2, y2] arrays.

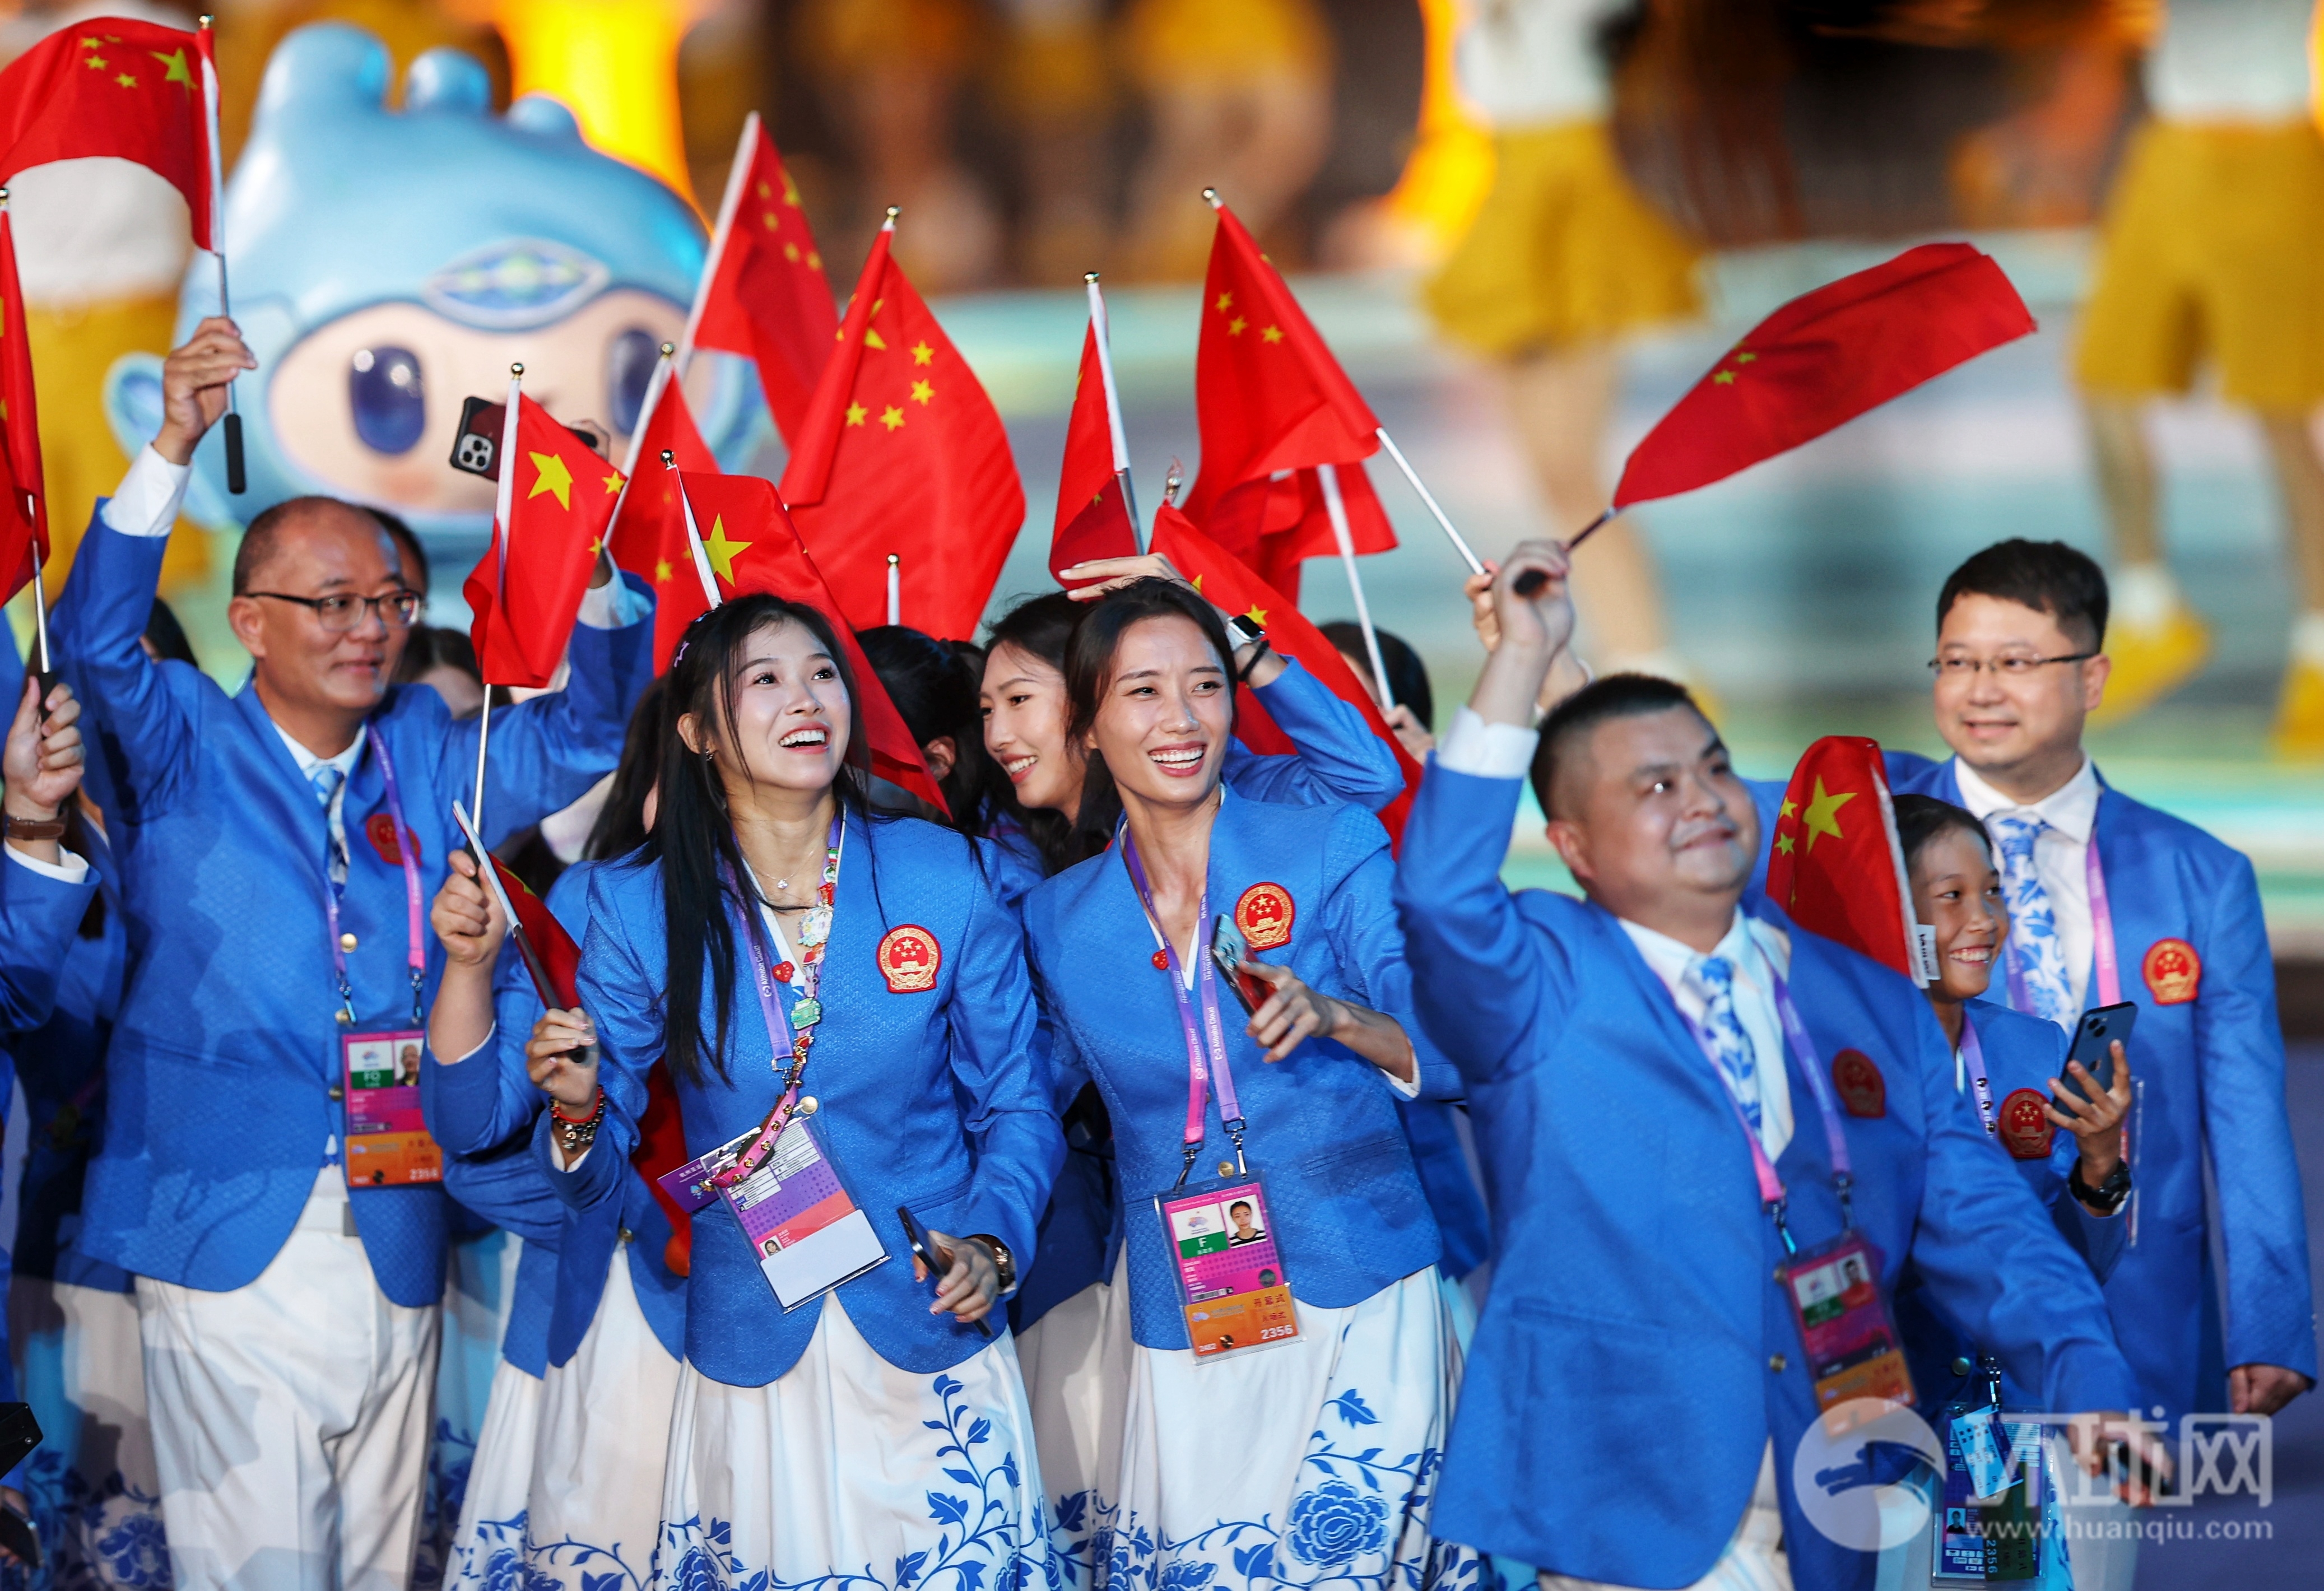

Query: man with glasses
[[1885, 538, 2314, 1431], [51, 317, 655, 1589]]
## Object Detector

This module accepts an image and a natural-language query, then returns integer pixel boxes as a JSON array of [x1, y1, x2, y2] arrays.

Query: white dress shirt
[[1621, 913, 1797, 1162], [1953, 755, 2100, 1012], [6, 838, 89, 883], [1434, 705, 1538, 780]]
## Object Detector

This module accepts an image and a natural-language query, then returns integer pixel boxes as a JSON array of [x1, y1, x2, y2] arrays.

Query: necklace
[[712, 817, 844, 1188]]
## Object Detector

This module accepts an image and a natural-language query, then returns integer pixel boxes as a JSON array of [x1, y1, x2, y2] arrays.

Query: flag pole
[[473, 364, 523, 844], [1372, 426, 1482, 575], [668, 450, 722, 610], [196, 17, 244, 496], [674, 113, 760, 383], [27, 537, 51, 681], [885, 553, 899, 626], [1316, 464, 1395, 711], [1507, 506, 1617, 598], [605, 341, 675, 529], [1084, 272, 1142, 548]]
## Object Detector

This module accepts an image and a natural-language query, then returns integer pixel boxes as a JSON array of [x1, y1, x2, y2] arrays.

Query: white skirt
[[1017, 1279, 1135, 1583], [421, 1227, 524, 1585], [443, 1357, 545, 1590], [1100, 1267, 1474, 1591], [526, 1250, 685, 1590], [655, 1295, 1058, 1591]]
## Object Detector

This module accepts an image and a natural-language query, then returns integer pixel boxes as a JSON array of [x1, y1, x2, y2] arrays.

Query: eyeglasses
[[1927, 651, 2097, 679], [248, 589, 423, 632]]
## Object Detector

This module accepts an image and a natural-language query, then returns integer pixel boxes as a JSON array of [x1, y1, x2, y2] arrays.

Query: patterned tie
[[308, 765, 344, 810], [1690, 955, 1763, 1133], [1990, 812, 2073, 1029], [311, 764, 347, 884]]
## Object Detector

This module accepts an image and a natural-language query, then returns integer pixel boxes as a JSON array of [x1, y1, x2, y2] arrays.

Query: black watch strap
[[2070, 1159, 2132, 1213]]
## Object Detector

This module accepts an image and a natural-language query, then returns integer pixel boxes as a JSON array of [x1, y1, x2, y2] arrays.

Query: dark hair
[[394, 625, 481, 691], [983, 591, 1112, 874], [1891, 793, 1992, 874], [585, 676, 669, 862], [143, 598, 197, 668], [371, 509, 429, 595], [232, 496, 393, 595], [1063, 577, 1238, 813], [649, 596, 880, 1086], [857, 624, 996, 833], [1528, 673, 1709, 819], [1936, 539, 2108, 652], [1319, 621, 1433, 729]]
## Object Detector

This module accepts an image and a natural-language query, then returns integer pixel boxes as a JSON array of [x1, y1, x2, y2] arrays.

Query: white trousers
[[1537, 1445, 1789, 1591], [136, 1171, 442, 1591]]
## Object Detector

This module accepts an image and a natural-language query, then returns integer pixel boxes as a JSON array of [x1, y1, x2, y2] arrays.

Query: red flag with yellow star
[[1051, 319, 1137, 586], [677, 469, 950, 815], [1612, 244, 2033, 510], [690, 120, 836, 446], [1763, 736, 1928, 984], [606, 378, 717, 670], [463, 394, 625, 689], [779, 221, 1023, 641], [1150, 502, 1419, 847], [0, 19, 214, 249], [1182, 200, 1395, 599], [0, 205, 46, 599]]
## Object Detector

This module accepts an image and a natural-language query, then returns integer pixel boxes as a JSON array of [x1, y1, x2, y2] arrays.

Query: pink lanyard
[[326, 725, 425, 1027], [2004, 833, 2121, 1014], [1958, 1010, 1997, 1134], [1121, 827, 1245, 1189]]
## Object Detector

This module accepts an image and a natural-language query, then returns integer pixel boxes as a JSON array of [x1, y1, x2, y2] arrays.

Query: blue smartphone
[[2061, 1002, 2137, 1105]]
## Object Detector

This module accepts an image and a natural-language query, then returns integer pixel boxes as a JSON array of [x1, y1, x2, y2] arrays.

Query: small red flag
[[605, 378, 718, 671], [1614, 244, 2035, 510], [1763, 736, 1927, 984], [463, 394, 625, 689], [0, 206, 45, 599], [1050, 320, 1137, 587], [779, 222, 1024, 641], [690, 120, 836, 446], [1182, 201, 1395, 599], [1149, 503, 1420, 848], [0, 20, 215, 250], [489, 854, 581, 1008], [676, 470, 950, 816]]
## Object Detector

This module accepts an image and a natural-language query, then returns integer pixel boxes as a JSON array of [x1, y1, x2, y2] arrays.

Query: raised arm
[[533, 869, 654, 1212], [1221, 657, 1403, 811], [0, 677, 97, 1030]]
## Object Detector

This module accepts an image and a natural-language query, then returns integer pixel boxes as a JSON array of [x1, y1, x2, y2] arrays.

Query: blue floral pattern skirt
[[441, 1357, 543, 1591], [654, 1296, 1062, 1591]]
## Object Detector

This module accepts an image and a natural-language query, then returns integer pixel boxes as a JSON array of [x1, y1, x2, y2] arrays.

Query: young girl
[[530, 595, 1062, 1589], [1019, 579, 1470, 1591]]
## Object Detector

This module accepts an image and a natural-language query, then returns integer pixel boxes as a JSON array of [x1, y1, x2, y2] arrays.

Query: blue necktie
[[309, 765, 344, 809], [310, 764, 347, 884], [1690, 955, 1763, 1133], [1991, 812, 2074, 1029]]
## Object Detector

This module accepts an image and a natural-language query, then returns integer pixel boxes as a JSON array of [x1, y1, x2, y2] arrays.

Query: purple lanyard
[[1958, 1010, 1997, 1134], [1672, 953, 1853, 1253], [326, 725, 425, 1027], [2004, 832, 2121, 1015], [711, 815, 843, 1188], [1120, 826, 1245, 1188]]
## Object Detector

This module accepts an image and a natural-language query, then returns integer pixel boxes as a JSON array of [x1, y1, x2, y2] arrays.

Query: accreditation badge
[[1155, 1172, 1299, 1363], [341, 1030, 443, 1188], [1775, 1230, 1913, 1418], [1932, 1404, 2052, 1584], [659, 1109, 888, 1309]]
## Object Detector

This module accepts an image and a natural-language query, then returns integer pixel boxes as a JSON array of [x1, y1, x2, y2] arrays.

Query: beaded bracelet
[[551, 1088, 606, 1155]]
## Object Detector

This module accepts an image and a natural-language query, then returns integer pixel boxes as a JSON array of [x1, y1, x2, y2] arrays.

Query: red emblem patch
[[1998, 1087, 2055, 1160], [365, 812, 418, 866], [877, 925, 942, 993], [1830, 1049, 1885, 1118], [2142, 938, 2201, 1006], [1235, 882, 1295, 950]]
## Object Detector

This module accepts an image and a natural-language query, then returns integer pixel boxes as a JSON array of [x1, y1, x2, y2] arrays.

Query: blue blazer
[[1395, 764, 2139, 1590], [1022, 792, 1457, 1351], [424, 862, 686, 1367], [1888, 753, 2318, 1420], [0, 850, 99, 1036], [54, 509, 653, 1308], [547, 808, 1061, 1387]]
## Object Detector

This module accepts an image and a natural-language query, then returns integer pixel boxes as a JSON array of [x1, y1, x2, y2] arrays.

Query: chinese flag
[[463, 394, 625, 689], [605, 379, 717, 670], [1613, 244, 2034, 510], [0, 207, 44, 599], [677, 470, 950, 815], [1150, 503, 1419, 848], [778, 223, 1023, 641], [690, 121, 836, 445], [1050, 320, 1136, 587], [1182, 201, 1395, 599], [1763, 736, 1923, 983], [0, 20, 214, 249]]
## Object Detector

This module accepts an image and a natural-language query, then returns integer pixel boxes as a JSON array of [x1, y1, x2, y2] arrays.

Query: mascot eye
[[608, 328, 660, 436], [349, 347, 427, 455]]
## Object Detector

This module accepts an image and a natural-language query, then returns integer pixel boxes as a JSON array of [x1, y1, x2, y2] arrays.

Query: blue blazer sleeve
[[50, 510, 203, 819], [539, 867, 652, 1213], [945, 864, 1064, 1271], [443, 1132, 567, 1246], [0, 853, 97, 1032], [1394, 762, 1572, 1087], [1221, 658, 1403, 813], [1320, 804, 1461, 1101], [424, 939, 550, 1157]]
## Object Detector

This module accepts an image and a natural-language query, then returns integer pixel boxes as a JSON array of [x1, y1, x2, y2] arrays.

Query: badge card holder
[[341, 1029, 443, 1187], [1156, 1173, 1299, 1362], [1777, 1230, 1914, 1417], [659, 1106, 888, 1310]]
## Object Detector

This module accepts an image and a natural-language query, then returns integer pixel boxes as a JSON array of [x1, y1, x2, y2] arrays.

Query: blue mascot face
[[106, 23, 764, 538]]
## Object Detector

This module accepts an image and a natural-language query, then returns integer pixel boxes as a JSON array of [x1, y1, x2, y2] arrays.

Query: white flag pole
[[195, 17, 247, 495], [886, 553, 900, 626], [668, 451, 723, 611], [1084, 272, 1141, 548], [675, 113, 760, 383], [473, 364, 522, 841], [1317, 463, 1394, 711], [1372, 426, 1482, 575]]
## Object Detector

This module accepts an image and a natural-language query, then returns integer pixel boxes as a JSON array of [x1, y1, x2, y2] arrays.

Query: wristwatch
[[970, 1234, 1017, 1294], [2070, 1158, 2133, 1215], [1220, 611, 1264, 652]]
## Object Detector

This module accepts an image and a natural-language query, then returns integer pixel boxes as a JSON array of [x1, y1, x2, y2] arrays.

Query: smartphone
[[895, 1204, 993, 1340], [2060, 1002, 2137, 1106], [1209, 915, 1271, 1017]]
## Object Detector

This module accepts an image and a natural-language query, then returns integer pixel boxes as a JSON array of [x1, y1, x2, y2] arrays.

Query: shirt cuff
[[575, 569, 644, 630], [6, 843, 88, 883], [1434, 706, 1538, 780], [99, 446, 193, 537], [1379, 1050, 1423, 1100]]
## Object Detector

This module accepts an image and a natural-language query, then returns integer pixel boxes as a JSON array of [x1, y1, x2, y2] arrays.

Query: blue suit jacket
[[0, 849, 99, 1036], [1022, 793, 1456, 1350], [55, 509, 653, 1306], [1395, 764, 2139, 1589], [424, 862, 686, 1367], [1887, 753, 2318, 1419], [548, 808, 1061, 1387]]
